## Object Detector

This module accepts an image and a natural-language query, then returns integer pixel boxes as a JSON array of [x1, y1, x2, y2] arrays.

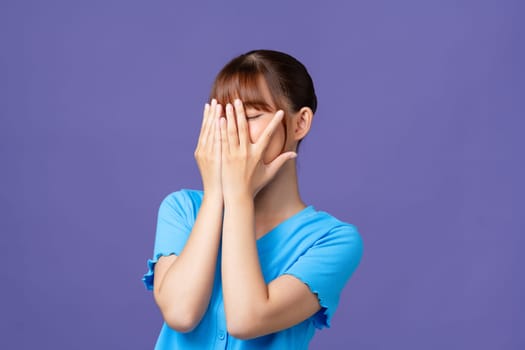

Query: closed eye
[[246, 114, 263, 120]]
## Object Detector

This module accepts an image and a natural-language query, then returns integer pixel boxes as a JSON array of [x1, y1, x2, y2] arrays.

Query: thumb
[[265, 151, 297, 179]]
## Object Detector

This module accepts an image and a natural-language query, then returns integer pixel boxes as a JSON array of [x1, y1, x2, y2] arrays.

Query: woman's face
[[218, 75, 295, 164]]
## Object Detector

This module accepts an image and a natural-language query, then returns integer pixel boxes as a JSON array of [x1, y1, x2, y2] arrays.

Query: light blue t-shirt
[[142, 189, 363, 349]]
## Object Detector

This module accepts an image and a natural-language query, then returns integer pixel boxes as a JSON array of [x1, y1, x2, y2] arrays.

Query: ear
[[291, 107, 313, 141]]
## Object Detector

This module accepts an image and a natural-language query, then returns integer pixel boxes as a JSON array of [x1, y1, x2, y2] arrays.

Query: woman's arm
[[153, 100, 224, 332], [154, 193, 223, 332], [221, 194, 321, 339], [220, 100, 320, 339]]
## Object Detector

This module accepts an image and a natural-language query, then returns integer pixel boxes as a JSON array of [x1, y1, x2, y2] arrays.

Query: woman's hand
[[219, 99, 297, 199], [194, 99, 223, 198]]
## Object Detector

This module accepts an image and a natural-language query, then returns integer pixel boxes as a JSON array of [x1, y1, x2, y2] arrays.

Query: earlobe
[[293, 107, 313, 141]]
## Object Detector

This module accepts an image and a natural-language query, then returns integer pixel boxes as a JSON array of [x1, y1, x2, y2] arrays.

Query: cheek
[[247, 123, 262, 144], [247, 120, 271, 144], [246, 120, 286, 162], [248, 119, 285, 143]]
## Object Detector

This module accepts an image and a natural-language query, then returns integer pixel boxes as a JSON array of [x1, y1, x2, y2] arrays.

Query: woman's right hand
[[194, 98, 223, 198]]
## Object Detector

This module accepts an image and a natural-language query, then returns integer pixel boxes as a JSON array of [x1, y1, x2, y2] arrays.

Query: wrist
[[223, 190, 252, 207], [202, 189, 223, 204]]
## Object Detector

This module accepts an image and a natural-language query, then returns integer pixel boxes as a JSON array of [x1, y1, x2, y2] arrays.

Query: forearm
[[155, 192, 223, 330], [221, 193, 269, 333], [217, 99, 319, 339]]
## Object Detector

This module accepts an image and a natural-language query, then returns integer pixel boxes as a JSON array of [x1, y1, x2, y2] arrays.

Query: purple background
[[2, 1, 524, 349]]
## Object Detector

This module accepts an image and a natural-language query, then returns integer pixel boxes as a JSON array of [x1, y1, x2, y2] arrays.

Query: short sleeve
[[142, 190, 193, 291], [283, 224, 364, 329]]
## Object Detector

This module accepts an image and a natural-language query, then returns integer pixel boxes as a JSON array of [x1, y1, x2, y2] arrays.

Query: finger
[[219, 117, 228, 156], [214, 116, 221, 159], [234, 99, 249, 149], [265, 151, 297, 177], [225, 103, 238, 149], [256, 109, 285, 153], [197, 102, 210, 148], [205, 101, 220, 144], [206, 103, 222, 152], [201, 99, 217, 147], [198, 102, 210, 142]]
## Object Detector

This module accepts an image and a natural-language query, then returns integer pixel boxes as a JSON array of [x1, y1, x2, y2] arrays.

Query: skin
[[153, 81, 318, 339]]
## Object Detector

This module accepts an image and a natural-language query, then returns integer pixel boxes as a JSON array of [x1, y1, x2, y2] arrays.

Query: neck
[[253, 159, 306, 222]]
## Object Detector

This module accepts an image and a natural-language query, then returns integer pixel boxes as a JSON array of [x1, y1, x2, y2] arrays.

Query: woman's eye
[[246, 114, 263, 120]]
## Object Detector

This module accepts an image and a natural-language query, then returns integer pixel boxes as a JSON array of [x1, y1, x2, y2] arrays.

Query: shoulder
[[310, 209, 364, 256], [160, 188, 204, 206], [158, 188, 204, 219]]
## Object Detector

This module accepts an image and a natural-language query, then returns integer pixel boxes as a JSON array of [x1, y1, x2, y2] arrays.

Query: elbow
[[226, 314, 260, 340], [163, 309, 200, 333], [227, 324, 253, 340], [154, 291, 201, 333]]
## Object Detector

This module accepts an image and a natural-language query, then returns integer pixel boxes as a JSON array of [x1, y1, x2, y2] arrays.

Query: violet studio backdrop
[[1, 0, 524, 349]]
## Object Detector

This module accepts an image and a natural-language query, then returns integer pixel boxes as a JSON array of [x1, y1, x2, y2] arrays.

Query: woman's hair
[[209, 50, 317, 148]]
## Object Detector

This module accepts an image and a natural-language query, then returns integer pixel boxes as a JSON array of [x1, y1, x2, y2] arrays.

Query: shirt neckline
[[256, 205, 316, 252], [190, 190, 316, 251]]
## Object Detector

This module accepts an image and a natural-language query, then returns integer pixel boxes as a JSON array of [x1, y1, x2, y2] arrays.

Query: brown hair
[[209, 50, 317, 148]]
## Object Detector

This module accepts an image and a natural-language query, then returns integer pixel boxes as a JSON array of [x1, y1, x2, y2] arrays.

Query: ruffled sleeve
[[283, 224, 364, 329], [142, 190, 193, 291]]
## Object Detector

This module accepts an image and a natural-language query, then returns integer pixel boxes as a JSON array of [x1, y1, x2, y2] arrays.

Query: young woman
[[142, 49, 364, 349]]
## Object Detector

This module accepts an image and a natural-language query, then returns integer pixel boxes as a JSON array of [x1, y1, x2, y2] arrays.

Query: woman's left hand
[[219, 99, 297, 199]]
